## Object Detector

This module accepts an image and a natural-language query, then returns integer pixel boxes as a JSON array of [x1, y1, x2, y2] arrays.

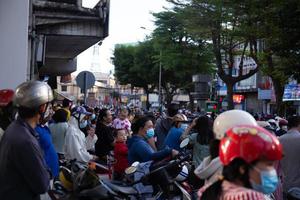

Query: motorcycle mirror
[[125, 161, 140, 175], [132, 161, 140, 167], [125, 166, 137, 175], [180, 138, 190, 148]]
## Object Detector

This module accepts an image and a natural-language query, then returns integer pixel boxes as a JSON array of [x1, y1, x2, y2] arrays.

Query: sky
[[79, 0, 171, 74]]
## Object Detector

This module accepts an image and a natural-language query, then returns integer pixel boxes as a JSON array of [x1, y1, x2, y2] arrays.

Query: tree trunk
[[272, 78, 285, 116], [165, 93, 173, 108], [146, 90, 151, 110], [188, 92, 194, 111], [226, 82, 234, 110]]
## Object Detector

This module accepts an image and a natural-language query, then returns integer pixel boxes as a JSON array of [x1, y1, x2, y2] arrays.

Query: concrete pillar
[[0, 0, 30, 89]]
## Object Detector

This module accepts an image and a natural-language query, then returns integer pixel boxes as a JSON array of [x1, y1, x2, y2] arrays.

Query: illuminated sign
[[233, 95, 244, 104]]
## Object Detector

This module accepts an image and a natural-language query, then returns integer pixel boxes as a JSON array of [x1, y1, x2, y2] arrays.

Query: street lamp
[[140, 26, 163, 112]]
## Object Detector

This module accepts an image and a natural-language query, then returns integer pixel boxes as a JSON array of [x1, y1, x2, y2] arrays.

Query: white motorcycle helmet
[[213, 110, 258, 140], [175, 165, 189, 182]]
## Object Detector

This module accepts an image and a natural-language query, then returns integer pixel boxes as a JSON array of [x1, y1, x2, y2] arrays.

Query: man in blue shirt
[[164, 114, 187, 151], [35, 108, 59, 178]]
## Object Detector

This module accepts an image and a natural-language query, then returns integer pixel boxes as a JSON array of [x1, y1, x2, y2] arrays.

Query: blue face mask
[[146, 128, 155, 139], [181, 123, 188, 131], [251, 167, 278, 194], [79, 120, 88, 129]]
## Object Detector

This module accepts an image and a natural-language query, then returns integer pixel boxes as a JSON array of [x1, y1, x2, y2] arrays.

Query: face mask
[[251, 167, 278, 194], [79, 120, 88, 129], [91, 114, 96, 120], [146, 128, 155, 139], [181, 123, 188, 130]]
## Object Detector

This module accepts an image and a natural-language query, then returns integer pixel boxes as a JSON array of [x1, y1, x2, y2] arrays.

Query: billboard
[[283, 83, 300, 101]]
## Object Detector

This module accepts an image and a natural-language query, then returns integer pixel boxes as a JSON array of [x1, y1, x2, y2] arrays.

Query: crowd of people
[[0, 80, 300, 200]]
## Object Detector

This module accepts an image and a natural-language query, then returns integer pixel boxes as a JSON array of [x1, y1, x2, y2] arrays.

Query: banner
[[283, 83, 300, 101]]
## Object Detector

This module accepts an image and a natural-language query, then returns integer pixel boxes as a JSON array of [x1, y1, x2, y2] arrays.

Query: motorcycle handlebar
[[130, 151, 192, 186]]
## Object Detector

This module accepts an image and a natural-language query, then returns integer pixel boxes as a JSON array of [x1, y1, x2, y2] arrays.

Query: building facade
[[0, 0, 110, 89]]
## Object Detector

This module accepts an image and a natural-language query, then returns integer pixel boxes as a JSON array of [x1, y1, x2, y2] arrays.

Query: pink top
[[112, 118, 131, 132], [198, 180, 265, 200]]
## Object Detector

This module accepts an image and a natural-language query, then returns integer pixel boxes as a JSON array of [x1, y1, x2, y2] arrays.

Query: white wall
[[0, 0, 29, 89]]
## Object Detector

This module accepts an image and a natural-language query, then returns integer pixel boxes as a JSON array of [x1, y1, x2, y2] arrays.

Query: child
[[113, 129, 129, 181], [85, 125, 98, 154], [112, 107, 131, 136]]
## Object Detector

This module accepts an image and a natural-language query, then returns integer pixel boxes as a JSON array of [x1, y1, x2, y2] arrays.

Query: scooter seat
[[79, 185, 110, 198], [102, 180, 138, 195]]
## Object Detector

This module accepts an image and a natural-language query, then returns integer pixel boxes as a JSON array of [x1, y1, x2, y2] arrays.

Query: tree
[[168, 0, 264, 109], [132, 40, 158, 109], [169, 0, 300, 113], [113, 43, 157, 109], [152, 9, 215, 108], [247, 0, 300, 114]]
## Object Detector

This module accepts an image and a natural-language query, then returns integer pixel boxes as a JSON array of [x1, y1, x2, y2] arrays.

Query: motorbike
[[99, 138, 193, 200], [50, 139, 193, 200], [49, 159, 112, 200]]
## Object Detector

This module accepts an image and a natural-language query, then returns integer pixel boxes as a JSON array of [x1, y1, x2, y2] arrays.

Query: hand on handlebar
[[172, 149, 179, 157]]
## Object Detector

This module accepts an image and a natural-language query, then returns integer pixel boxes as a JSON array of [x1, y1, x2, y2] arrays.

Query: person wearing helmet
[[276, 119, 288, 137], [64, 106, 98, 163], [194, 110, 258, 187], [0, 81, 52, 200], [164, 114, 188, 151], [199, 125, 283, 200], [0, 89, 15, 141]]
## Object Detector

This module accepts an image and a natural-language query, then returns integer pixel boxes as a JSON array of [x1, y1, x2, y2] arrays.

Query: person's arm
[[180, 118, 197, 140], [147, 137, 157, 151], [14, 140, 50, 194], [136, 141, 172, 161]]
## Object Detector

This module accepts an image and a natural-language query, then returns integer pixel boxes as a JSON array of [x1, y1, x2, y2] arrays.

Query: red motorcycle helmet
[[0, 89, 14, 107], [279, 119, 288, 127], [219, 125, 283, 166]]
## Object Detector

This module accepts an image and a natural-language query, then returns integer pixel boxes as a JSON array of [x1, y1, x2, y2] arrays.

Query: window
[[61, 85, 67, 92]]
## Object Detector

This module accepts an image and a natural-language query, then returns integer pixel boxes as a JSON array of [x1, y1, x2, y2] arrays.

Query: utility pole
[[159, 50, 162, 113]]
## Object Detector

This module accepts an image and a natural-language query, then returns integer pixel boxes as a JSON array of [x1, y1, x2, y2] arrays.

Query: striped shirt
[[198, 180, 265, 200]]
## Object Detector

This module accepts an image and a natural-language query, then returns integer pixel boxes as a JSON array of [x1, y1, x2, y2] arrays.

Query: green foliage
[[168, 0, 300, 111], [113, 43, 157, 90], [152, 9, 215, 92], [113, 8, 215, 106]]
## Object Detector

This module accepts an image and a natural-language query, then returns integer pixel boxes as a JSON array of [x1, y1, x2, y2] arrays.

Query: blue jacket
[[35, 125, 59, 177], [127, 135, 172, 164], [164, 127, 184, 151]]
